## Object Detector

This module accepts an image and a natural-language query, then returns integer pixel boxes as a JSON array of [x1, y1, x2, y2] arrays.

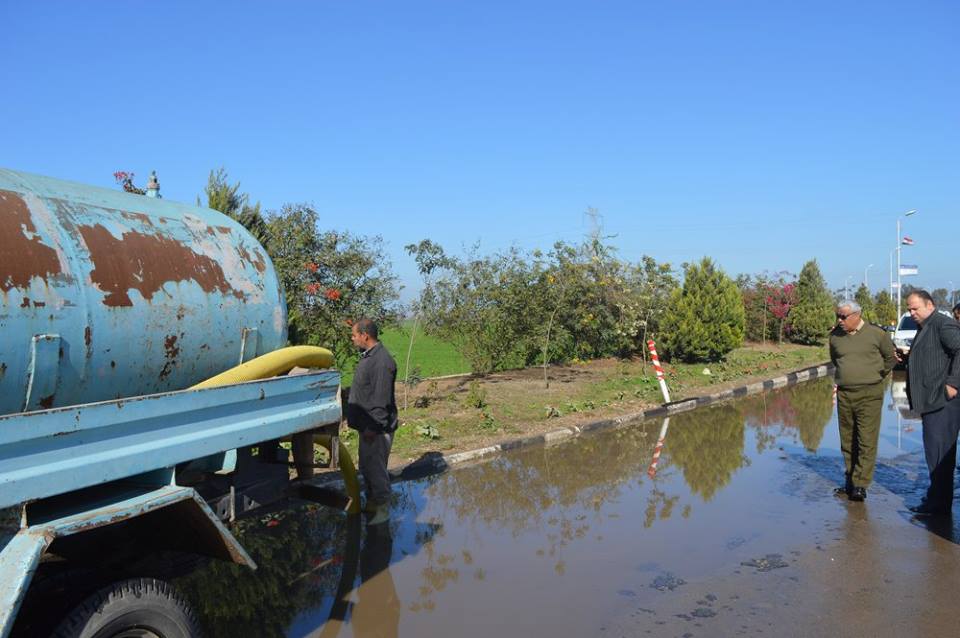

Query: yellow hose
[[190, 346, 334, 389], [189, 346, 360, 515], [315, 435, 361, 515]]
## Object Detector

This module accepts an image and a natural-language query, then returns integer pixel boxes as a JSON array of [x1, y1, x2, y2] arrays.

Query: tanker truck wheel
[[52, 577, 201, 638]]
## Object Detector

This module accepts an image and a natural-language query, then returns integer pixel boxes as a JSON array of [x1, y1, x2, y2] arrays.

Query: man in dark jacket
[[347, 318, 398, 525], [901, 291, 960, 516], [829, 300, 897, 501]]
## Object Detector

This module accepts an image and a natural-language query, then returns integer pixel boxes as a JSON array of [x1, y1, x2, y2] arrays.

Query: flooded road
[[176, 374, 960, 637]]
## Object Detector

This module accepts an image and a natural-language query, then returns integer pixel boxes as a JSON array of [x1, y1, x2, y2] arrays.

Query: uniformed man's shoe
[[848, 487, 867, 502], [367, 504, 390, 526]]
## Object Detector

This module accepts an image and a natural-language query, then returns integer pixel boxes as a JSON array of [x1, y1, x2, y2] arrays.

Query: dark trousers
[[837, 383, 885, 489], [921, 397, 960, 508], [359, 431, 394, 506]]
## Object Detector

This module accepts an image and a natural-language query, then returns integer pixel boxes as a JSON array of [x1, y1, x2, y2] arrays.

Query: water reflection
[[174, 375, 944, 636]]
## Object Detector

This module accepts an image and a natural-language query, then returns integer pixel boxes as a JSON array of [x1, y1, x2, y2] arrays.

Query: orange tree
[[264, 204, 399, 369]]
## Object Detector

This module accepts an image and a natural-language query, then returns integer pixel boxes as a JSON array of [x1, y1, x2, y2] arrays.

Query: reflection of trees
[[667, 405, 747, 501], [175, 505, 347, 638], [421, 423, 680, 577], [174, 485, 428, 638], [425, 426, 659, 537], [786, 379, 833, 451], [737, 379, 834, 453]]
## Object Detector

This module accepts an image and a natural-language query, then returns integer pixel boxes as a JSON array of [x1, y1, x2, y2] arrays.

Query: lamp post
[[889, 250, 896, 298], [896, 209, 917, 314], [950, 280, 956, 306], [864, 263, 873, 290]]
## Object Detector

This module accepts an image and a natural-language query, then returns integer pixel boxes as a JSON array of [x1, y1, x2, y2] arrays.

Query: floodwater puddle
[[177, 373, 960, 637]]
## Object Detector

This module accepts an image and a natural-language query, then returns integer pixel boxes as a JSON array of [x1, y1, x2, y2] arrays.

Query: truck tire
[[51, 577, 202, 638]]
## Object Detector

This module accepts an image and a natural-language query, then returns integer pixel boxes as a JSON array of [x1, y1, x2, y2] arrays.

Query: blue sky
[[2, 1, 958, 301]]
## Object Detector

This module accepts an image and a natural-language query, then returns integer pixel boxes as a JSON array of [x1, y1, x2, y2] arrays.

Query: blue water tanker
[[0, 169, 358, 638], [0, 168, 287, 415]]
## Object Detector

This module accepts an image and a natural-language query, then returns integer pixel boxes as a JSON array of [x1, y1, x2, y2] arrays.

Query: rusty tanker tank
[[0, 168, 288, 415]]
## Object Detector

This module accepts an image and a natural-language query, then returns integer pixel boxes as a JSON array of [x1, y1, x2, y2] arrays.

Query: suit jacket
[[906, 311, 960, 415]]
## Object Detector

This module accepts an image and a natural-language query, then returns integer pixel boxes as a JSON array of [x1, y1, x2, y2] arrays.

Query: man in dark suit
[[901, 290, 960, 516]]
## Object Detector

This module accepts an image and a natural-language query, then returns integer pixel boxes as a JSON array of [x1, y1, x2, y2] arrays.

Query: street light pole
[[896, 210, 917, 314], [864, 264, 874, 289], [889, 250, 895, 298]]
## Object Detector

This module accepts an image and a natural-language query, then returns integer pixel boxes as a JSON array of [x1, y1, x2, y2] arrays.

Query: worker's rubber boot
[[368, 504, 390, 525]]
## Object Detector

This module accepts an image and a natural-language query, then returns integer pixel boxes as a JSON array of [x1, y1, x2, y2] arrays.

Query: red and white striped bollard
[[647, 417, 671, 479], [647, 339, 671, 403]]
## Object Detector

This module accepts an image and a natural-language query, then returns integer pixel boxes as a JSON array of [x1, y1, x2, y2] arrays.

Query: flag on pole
[[900, 264, 919, 276], [902, 236, 915, 245]]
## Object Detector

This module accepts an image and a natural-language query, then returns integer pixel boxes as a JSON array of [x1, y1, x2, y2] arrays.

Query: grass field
[[339, 322, 470, 385], [379, 322, 470, 380]]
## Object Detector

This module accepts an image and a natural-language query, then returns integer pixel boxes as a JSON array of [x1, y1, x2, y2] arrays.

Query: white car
[[892, 310, 952, 356]]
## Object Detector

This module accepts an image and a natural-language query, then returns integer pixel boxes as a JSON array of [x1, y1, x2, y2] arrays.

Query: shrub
[[661, 257, 745, 362], [789, 260, 834, 345]]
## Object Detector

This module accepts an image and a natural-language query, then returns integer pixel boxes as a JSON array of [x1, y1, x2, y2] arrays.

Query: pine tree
[[789, 260, 834, 345], [854, 284, 876, 323], [199, 167, 269, 245], [873, 290, 897, 327], [662, 257, 745, 362]]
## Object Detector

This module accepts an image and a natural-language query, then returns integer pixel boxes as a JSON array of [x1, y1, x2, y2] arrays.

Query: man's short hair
[[354, 318, 379, 340], [906, 290, 934, 305], [953, 302, 960, 314], [837, 300, 861, 313]]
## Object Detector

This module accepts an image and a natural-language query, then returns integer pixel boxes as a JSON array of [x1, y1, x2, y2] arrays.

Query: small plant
[[403, 365, 423, 410], [480, 409, 498, 430], [544, 406, 561, 419], [415, 421, 441, 439], [465, 380, 487, 409]]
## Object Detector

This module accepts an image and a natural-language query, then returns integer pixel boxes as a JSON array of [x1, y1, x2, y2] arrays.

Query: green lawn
[[380, 323, 469, 380], [339, 322, 469, 385]]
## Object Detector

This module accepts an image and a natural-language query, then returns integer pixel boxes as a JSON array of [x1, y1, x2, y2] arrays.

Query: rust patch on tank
[[77, 224, 247, 306], [120, 211, 153, 226], [215, 226, 231, 234], [0, 190, 63, 292], [237, 245, 267, 274], [0, 362, 6, 380], [164, 334, 180, 359], [160, 334, 180, 380], [20, 297, 30, 308], [85, 326, 92, 347], [33, 301, 45, 308], [38, 395, 55, 409]]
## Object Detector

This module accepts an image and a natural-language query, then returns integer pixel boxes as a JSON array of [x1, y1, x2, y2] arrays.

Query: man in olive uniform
[[829, 300, 897, 501]]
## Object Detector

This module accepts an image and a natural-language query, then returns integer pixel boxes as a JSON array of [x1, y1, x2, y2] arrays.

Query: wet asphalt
[[175, 372, 960, 637]]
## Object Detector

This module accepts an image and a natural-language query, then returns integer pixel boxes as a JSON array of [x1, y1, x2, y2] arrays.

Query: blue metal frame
[[0, 371, 340, 509]]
